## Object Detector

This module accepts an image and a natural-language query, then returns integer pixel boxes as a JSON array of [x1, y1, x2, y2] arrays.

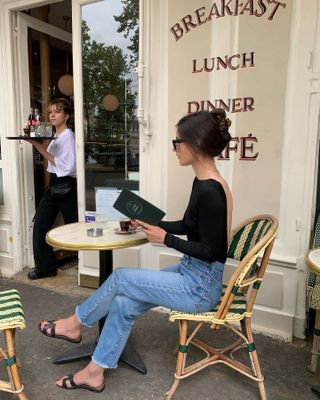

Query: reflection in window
[[82, 0, 139, 211], [0, 169, 4, 205]]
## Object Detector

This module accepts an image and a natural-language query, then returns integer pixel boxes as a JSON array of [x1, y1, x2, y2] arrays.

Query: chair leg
[[243, 318, 266, 400], [310, 310, 320, 373], [4, 329, 28, 400], [166, 320, 188, 400], [11, 329, 22, 368]]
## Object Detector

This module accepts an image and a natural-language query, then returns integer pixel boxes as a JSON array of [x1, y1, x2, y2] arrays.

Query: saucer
[[114, 228, 136, 235]]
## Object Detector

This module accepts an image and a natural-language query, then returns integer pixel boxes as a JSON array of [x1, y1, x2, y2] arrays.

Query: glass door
[[79, 0, 141, 285], [81, 0, 140, 212]]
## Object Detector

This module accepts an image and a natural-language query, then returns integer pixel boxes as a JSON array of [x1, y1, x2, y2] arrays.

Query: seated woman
[[38, 109, 233, 393]]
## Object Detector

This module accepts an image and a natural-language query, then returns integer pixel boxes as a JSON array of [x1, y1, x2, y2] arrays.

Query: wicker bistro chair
[[306, 214, 320, 373], [0, 289, 27, 400], [166, 214, 278, 400]]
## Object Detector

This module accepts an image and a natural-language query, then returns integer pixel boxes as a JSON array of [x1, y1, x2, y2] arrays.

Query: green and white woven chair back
[[0, 289, 26, 330], [313, 215, 320, 249], [227, 218, 273, 281]]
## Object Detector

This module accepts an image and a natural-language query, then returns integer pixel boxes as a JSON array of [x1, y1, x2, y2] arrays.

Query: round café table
[[306, 248, 320, 399], [46, 220, 148, 374], [307, 248, 320, 276]]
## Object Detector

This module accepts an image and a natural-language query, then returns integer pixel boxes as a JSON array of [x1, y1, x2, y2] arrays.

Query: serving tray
[[6, 136, 56, 141]]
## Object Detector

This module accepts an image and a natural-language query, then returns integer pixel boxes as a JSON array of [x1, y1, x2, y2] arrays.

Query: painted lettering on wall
[[170, 1, 287, 41], [188, 97, 255, 114], [192, 52, 255, 73], [170, 2, 286, 161], [219, 134, 259, 161]]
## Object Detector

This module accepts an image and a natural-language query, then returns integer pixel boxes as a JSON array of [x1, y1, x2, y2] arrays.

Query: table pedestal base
[[53, 341, 147, 375], [312, 385, 320, 398], [53, 343, 95, 364]]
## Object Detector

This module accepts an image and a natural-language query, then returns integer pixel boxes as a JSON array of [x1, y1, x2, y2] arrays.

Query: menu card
[[113, 188, 166, 225]]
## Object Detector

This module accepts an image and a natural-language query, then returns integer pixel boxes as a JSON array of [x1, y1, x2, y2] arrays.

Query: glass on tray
[[36, 123, 53, 137]]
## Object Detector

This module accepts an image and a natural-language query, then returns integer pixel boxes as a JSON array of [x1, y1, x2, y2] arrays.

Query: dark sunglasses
[[172, 139, 185, 151]]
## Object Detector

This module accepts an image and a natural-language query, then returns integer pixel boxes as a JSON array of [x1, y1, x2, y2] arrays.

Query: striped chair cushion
[[169, 285, 248, 325], [0, 289, 26, 330]]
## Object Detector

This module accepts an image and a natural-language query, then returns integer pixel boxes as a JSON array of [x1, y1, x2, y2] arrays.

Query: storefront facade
[[0, 0, 319, 340]]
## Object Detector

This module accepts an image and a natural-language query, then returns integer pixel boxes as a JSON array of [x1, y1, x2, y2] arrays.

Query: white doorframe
[[0, 0, 74, 276]]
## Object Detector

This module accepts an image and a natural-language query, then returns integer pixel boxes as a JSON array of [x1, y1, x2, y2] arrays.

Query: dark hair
[[176, 109, 231, 157], [48, 97, 73, 117]]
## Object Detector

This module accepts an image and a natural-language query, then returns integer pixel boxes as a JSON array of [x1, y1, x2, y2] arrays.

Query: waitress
[[27, 98, 78, 280]]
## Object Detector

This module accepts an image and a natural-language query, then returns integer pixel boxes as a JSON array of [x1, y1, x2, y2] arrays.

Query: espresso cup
[[119, 219, 131, 232]]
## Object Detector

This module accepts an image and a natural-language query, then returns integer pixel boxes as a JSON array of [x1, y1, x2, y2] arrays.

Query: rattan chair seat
[[169, 284, 249, 324]]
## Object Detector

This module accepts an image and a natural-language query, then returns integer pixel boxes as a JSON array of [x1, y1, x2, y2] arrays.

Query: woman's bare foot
[[39, 314, 82, 342], [56, 361, 105, 391]]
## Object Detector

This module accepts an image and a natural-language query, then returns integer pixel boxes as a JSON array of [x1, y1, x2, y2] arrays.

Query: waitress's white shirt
[[46, 128, 76, 178]]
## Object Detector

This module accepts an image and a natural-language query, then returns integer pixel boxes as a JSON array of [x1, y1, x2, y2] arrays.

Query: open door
[[15, 10, 72, 268]]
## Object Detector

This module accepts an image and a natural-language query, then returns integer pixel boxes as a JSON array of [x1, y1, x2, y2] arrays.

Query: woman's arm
[[158, 220, 186, 235], [54, 133, 76, 176], [29, 140, 55, 165], [137, 186, 227, 261]]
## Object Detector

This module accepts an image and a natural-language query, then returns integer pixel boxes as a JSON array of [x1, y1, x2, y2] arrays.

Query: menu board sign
[[167, 0, 291, 218], [168, 0, 288, 161]]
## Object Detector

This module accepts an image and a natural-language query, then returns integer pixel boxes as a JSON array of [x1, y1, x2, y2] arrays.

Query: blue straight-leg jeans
[[75, 255, 224, 369]]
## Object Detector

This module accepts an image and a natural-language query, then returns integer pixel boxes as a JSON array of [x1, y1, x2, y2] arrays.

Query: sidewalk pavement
[[0, 271, 320, 400]]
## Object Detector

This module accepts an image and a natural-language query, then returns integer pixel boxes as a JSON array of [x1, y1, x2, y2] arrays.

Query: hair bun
[[225, 118, 232, 127], [211, 110, 231, 142]]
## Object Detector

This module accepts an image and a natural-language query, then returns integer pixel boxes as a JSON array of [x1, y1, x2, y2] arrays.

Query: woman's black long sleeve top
[[158, 178, 228, 263]]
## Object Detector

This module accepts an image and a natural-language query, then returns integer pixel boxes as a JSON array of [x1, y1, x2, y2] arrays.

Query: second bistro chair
[[306, 213, 320, 373], [0, 289, 27, 400], [166, 214, 278, 400]]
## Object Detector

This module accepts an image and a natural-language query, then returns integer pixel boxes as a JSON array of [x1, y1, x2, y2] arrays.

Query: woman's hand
[[29, 140, 45, 151], [27, 139, 55, 165], [134, 219, 166, 244], [130, 219, 139, 230]]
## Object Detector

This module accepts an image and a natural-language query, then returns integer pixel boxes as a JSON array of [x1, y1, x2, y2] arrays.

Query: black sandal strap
[[69, 374, 76, 388], [61, 374, 75, 389], [60, 376, 69, 389], [43, 320, 55, 337]]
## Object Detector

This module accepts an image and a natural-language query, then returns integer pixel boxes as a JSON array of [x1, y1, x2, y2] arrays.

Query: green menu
[[113, 188, 166, 225]]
